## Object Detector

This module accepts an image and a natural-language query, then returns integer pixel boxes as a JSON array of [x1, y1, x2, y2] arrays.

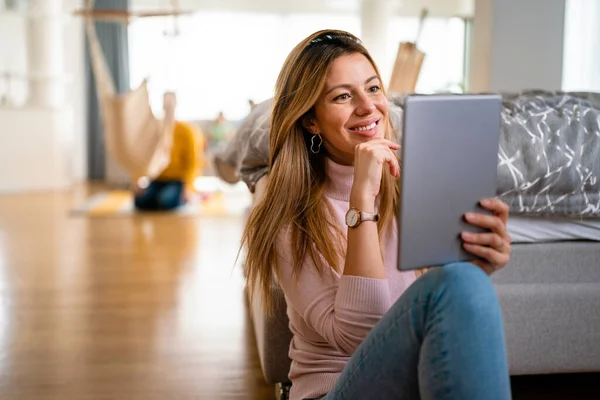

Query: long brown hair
[[241, 30, 399, 314]]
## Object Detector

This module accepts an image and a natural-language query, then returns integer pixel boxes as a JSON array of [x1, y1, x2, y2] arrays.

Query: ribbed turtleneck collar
[[324, 158, 354, 202]]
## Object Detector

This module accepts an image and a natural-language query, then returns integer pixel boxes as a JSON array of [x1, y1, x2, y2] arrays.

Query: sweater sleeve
[[178, 122, 198, 187], [276, 230, 392, 355]]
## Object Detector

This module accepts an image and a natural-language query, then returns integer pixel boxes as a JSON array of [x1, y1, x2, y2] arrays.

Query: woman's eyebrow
[[325, 75, 379, 95]]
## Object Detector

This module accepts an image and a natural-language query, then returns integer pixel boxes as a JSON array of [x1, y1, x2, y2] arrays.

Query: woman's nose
[[354, 92, 376, 115]]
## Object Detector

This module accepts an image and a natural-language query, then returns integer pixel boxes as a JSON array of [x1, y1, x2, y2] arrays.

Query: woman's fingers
[[382, 149, 400, 177], [465, 212, 507, 238], [480, 198, 510, 223], [463, 199, 512, 275], [352, 140, 401, 199], [463, 243, 510, 269], [355, 140, 397, 156], [370, 139, 400, 150], [356, 141, 400, 177], [379, 147, 400, 177], [461, 231, 507, 251], [358, 139, 400, 151]]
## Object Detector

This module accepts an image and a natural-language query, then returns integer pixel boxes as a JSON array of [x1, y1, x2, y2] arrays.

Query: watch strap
[[359, 211, 380, 222]]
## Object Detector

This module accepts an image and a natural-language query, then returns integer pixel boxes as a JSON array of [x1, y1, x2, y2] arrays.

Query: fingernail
[[461, 232, 471, 239], [481, 199, 492, 207], [465, 213, 476, 221]]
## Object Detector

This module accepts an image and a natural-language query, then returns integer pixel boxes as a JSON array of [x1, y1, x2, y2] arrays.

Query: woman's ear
[[302, 115, 320, 135]]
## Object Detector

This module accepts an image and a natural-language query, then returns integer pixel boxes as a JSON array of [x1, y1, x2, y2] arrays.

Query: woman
[[134, 92, 200, 211], [242, 30, 512, 400]]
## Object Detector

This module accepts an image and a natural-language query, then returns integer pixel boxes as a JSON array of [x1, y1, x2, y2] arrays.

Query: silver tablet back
[[398, 94, 502, 271]]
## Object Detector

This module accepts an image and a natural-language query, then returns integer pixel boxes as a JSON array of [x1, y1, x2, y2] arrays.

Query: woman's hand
[[461, 198, 512, 275], [350, 139, 400, 207]]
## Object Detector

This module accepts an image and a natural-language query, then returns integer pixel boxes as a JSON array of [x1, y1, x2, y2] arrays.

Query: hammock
[[80, 0, 189, 180]]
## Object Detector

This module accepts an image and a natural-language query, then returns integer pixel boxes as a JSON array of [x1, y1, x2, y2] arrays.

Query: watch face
[[346, 209, 359, 227]]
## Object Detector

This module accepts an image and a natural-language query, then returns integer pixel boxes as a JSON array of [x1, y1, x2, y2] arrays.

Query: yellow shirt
[[157, 121, 200, 187]]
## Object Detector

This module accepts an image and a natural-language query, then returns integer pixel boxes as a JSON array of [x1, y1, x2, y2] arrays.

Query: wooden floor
[[0, 186, 273, 399], [0, 186, 598, 399]]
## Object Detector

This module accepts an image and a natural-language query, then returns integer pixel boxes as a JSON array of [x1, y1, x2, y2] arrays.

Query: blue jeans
[[321, 262, 511, 400], [134, 180, 184, 211]]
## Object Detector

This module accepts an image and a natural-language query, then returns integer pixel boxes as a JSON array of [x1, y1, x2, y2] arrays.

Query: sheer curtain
[[562, 0, 600, 92], [129, 12, 466, 121]]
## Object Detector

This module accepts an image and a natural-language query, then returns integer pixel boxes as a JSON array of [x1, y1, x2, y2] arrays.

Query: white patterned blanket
[[494, 91, 600, 217]]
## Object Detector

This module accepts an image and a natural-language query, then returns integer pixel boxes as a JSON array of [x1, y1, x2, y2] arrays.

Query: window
[[387, 17, 466, 94], [129, 12, 358, 121], [562, 0, 600, 91], [129, 12, 466, 121]]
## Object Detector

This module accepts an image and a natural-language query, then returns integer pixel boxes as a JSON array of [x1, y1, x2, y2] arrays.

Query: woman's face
[[308, 53, 388, 165]]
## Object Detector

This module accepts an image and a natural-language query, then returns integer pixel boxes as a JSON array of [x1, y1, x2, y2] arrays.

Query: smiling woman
[[305, 53, 388, 165], [242, 29, 512, 400]]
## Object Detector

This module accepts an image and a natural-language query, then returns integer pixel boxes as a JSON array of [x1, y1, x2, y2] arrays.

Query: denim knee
[[422, 262, 500, 315]]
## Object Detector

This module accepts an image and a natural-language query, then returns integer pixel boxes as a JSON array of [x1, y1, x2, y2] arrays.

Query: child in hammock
[[133, 92, 201, 211]]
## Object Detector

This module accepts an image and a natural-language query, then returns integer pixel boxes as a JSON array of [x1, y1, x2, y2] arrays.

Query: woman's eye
[[368, 85, 381, 93], [333, 93, 350, 101]]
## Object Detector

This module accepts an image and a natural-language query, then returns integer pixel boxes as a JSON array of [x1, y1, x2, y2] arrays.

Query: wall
[[0, 12, 28, 105], [469, 0, 566, 92], [0, 108, 74, 191], [0, 0, 87, 192]]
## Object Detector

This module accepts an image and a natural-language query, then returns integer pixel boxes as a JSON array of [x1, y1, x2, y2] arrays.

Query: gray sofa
[[246, 175, 600, 399], [225, 92, 600, 398]]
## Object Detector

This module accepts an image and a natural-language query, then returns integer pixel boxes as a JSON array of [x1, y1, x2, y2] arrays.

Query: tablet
[[397, 94, 502, 271]]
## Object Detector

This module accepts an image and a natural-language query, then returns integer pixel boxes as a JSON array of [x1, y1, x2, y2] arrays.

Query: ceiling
[[130, 0, 475, 18]]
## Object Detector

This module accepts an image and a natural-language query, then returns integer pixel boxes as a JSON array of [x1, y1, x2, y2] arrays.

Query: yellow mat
[[71, 190, 249, 218]]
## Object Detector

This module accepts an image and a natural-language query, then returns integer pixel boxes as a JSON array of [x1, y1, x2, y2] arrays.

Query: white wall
[[0, 12, 28, 105], [0, 0, 87, 191], [0, 108, 74, 191], [469, 0, 566, 92]]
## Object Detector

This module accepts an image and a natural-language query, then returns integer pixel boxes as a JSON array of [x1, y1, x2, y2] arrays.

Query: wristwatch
[[345, 207, 380, 228]]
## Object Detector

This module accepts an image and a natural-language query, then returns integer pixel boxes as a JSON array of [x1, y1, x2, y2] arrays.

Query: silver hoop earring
[[310, 134, 322, 154]]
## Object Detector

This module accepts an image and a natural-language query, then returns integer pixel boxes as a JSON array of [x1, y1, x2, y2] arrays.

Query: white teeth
[[352, 122, 377, 131]]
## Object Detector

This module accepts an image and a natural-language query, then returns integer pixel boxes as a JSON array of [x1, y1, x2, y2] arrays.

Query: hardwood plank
[[0, 187, 273, 400]]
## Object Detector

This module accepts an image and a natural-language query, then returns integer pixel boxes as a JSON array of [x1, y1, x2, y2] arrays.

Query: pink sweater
[[276, 159, 418, 400]]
